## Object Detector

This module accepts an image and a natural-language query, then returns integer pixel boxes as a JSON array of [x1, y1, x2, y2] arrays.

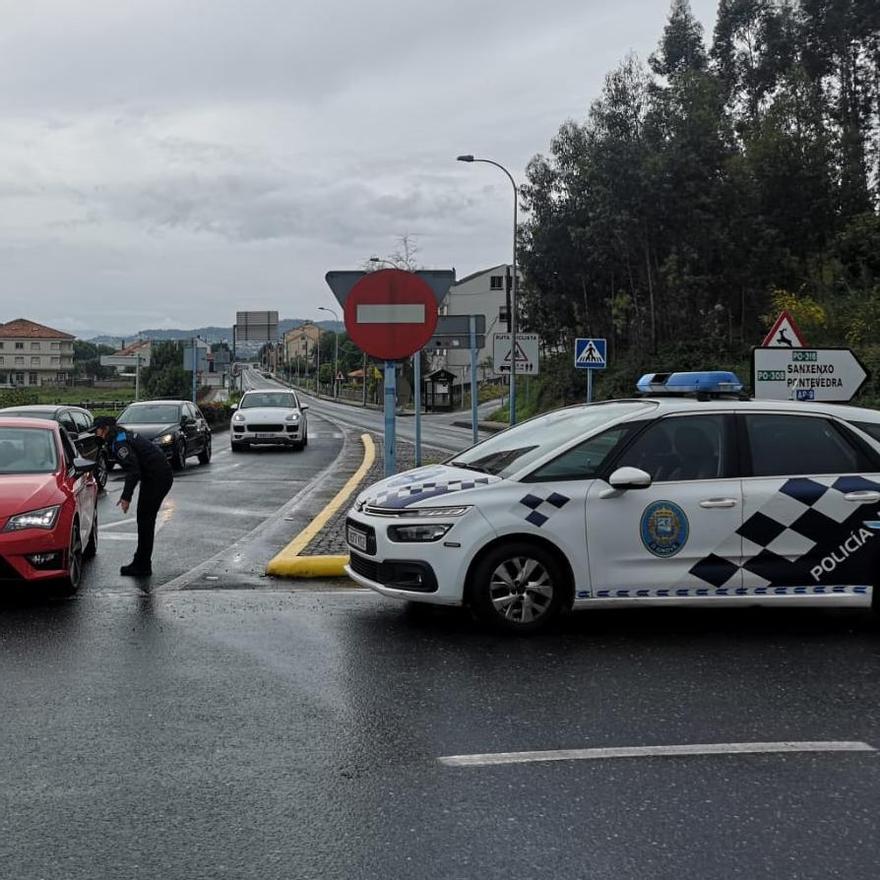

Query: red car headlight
[[2, 505, 61, 532]]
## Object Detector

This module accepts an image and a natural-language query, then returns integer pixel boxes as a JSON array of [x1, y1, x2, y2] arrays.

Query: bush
[[0, 389, 39, 408], [199, 401, 234, 429]]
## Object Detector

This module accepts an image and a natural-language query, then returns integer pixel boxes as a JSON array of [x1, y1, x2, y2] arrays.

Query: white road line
[[437, 741, 876, 767]]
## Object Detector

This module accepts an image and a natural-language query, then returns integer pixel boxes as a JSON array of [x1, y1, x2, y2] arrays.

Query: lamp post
[[457, 154, 519, 425], [318, 305, 340, 398]]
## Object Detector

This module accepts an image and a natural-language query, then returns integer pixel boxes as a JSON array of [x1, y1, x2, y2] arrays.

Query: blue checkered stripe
[[367, 476, 498, 509], [689, 475, 880, 588], [581, 585, 870, 600], [517, 491, 572, 527]]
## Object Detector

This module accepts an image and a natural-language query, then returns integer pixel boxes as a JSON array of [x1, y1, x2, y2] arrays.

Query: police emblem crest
[[117, 445, 130, 460], [640, 500, 689, 558]]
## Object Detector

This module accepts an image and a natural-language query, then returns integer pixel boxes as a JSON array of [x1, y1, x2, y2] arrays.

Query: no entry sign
[[343, 270, 438, 361]]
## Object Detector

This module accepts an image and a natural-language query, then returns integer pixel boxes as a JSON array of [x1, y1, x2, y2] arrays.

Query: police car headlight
[[388, 523, 453, 542], [232, 413, 246, 422], [3, 505, 61, 532], [407, 506, 471, 518], [285, 413, 300, 422]]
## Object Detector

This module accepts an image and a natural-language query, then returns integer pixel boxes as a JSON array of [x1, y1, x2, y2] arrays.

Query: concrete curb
[[265, 433, 375, 579]]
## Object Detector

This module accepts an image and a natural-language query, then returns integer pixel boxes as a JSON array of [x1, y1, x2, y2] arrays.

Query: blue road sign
[[575, 338, 607, 370]]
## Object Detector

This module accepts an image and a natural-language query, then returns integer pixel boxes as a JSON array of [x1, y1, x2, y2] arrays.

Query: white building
[[0, 319, 75, 387], [435, 264, 513, 388]]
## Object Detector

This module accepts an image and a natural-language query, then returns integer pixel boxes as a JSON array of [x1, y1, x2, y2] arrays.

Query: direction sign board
[[429, 314, 486, 350], [575, 337, 607, 370], [494, 333, 539, 376], [339, 269, 439, 361], [235, 311, 278, 342], [753, 348, 868, 402], [762, 310, 807, 348]]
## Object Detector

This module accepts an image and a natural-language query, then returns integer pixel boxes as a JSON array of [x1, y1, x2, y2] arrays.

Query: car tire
[[198, 435, 212, 465], [60, 521, 84, 595], [469, 541, 569, 634], [95, 451, 109, 490], [302, 429, 308, 448], [84, 508, 98, 560], [172, 438, 187, 471]]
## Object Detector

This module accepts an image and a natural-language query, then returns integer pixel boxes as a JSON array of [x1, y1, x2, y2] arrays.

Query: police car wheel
[[470, 542, 568, 633], [95, 452, 108, 490]]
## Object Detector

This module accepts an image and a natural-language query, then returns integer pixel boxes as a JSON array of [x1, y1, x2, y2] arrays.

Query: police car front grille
[[247, 424, 284, 432], [349, 552, 380, 582]]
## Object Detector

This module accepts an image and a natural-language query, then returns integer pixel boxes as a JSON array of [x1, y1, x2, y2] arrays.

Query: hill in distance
[[86, 319, 343, 347]]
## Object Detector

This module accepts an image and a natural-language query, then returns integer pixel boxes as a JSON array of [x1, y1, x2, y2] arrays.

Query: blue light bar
[[636, 371, 744, 396]]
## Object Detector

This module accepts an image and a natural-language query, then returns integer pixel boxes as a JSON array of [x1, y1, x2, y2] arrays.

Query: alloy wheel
[[489, 556, 555, 624]]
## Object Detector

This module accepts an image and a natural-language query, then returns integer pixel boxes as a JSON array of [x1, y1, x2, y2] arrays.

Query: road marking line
[[265, 433, 375, 577], [438, 741, 876, 767]]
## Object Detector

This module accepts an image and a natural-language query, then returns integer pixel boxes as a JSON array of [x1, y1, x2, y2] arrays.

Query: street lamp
[[318, 305, 340, 398], [457, 153, 519, 425]]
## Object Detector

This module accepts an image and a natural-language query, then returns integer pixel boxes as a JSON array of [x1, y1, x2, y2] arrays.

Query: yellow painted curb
[[266, 433, 375, 578]]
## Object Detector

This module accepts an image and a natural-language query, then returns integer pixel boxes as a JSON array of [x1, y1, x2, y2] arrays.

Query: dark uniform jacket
[[109, 429, 173, 503]]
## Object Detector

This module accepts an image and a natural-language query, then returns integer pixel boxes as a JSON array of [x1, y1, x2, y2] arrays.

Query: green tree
[[140, 341, 190, 399]]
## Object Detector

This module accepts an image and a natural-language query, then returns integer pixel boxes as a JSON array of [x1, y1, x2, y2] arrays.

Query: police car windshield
[[241, 393, 298, 409], [120, 404, 181, 424], [449, 402, 656, 478], [0, 427, 58, 474]]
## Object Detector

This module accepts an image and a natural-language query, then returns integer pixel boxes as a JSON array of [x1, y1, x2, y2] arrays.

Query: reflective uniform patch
[[640, 501, 689, 558]]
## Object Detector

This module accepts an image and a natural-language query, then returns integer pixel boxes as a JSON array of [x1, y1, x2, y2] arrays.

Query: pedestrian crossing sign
[[575, 338, 607, 369]]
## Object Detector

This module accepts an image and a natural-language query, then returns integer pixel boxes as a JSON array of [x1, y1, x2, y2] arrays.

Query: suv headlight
[[232, 413, 246, 422], [285, 413, 300, 422], [388, 523, 453, 542], [3, 505, 61, 532]]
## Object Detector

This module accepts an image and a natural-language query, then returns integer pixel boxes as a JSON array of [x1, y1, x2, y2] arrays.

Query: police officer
[[93, 416, 173, 578]]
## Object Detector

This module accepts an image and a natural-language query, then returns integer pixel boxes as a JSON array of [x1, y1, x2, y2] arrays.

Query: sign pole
[[135, 353, 141, 402], [191, 336, 197, 403], [384, 360, 397, 476], [414, 351, 422, 467], [470, 316, 479, 446], [587, 368, 592, 404], [362, 353, 368, 407]]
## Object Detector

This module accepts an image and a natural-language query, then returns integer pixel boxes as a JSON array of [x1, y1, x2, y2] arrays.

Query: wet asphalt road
[[2, 588, 879, 879], [81, 412, 345, 591]]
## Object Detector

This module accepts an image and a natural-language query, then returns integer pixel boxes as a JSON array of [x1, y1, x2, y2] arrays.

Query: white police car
[[344, 371, 880, 632]]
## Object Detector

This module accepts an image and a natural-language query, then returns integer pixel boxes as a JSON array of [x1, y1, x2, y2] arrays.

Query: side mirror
[[231, 404, 238, 411], [300, 404, 309, 411], [602, 466, 652, 496], [66, 430, 79, 441], [73, 457, 97, 475]]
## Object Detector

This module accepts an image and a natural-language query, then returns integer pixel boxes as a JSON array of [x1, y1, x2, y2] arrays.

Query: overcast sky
[[0, 0, 718, 337]]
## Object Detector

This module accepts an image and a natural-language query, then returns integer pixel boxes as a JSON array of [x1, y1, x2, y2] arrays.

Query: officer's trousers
[[135, 472, 174, 567]]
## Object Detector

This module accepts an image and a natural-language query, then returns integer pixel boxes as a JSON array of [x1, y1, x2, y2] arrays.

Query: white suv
[[231, 390, 309, 451], [345, 372, 880, 632]]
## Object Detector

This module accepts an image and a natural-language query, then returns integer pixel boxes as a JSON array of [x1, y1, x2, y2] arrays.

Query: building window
[[31, 357, 40, 366], [51, 342, 60, 351], [0, 357, 4, 366], [57, 372, 67, 383], [15, 342, 24, 350], [0, 342, 4, 349], [31, 342, 41, 350], [28, 372, 38, 386], [15, 372, 24, 385], [51, 356, 60, 365], [490, 275, 504, 290], [14, 357, 24, 366]]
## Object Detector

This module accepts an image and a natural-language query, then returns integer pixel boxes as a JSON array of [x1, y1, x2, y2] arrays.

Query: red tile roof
[[0, 319, 75, 340], [117, 339, 151, 356]]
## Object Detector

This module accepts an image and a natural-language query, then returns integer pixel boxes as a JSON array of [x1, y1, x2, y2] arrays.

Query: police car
[[344, 371, 880, 632]]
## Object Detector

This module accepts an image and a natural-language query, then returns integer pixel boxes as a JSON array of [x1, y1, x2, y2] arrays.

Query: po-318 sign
[[752, 347, 869, 402]]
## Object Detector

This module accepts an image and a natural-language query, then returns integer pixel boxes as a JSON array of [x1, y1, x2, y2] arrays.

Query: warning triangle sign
[[503, 340, 531, 366], [577, 341, 604, 365], [762, 310, 807, 348]]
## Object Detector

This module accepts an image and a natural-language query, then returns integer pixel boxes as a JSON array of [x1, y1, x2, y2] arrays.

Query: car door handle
[[699, 498, 738, 509], [844, 491, 880, 504]]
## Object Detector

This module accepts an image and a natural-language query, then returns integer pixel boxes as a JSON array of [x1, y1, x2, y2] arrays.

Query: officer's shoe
[[120, 562, 152, 577]]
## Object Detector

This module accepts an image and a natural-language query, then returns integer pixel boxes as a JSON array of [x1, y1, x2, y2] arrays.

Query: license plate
[[254, 433, 276, 439], [347, 526, 368, 552]]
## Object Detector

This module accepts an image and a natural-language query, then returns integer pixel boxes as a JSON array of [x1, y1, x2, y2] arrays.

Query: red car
[[0, 417, 99, 593]]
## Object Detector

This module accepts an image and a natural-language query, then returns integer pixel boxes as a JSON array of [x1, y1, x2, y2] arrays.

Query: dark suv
[[116, 400, 212, 470], [0, 404, 110, 489]]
